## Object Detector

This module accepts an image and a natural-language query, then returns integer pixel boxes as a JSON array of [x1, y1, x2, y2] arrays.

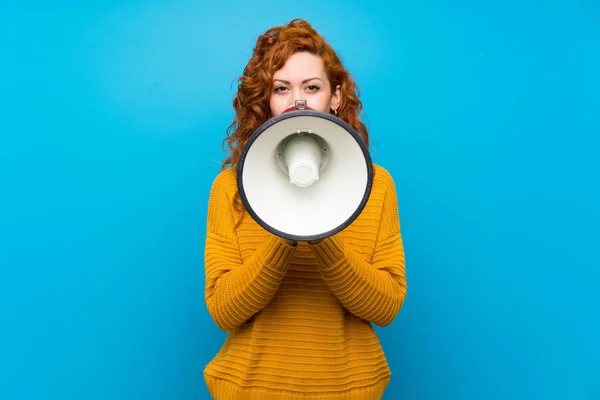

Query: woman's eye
[[306, 85, 320, 91], [274, 86, 289, 93]]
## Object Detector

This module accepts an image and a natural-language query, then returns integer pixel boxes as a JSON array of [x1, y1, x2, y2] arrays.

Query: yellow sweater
[[203, 164, 407, 399]]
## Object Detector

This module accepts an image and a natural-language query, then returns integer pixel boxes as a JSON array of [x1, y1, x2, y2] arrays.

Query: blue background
[[1, 1, 599, 399]]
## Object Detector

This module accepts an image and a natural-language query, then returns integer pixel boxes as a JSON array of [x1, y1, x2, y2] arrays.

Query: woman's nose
[[292, 88, 305, 100]]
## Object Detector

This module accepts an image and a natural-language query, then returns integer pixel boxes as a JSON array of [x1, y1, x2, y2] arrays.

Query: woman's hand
[[282, 238, 298, 246], [280, 237, 324, 246]]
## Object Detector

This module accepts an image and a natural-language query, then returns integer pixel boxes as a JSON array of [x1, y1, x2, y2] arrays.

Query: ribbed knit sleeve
[[309, 167, 407, 327], [204, 170, 297, 332]]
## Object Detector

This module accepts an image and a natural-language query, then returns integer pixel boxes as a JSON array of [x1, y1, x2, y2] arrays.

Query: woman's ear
[[331, 84, 341, 110]]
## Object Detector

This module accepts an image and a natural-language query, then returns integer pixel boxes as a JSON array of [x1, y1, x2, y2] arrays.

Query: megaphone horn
[[237, 104, 374, 242]]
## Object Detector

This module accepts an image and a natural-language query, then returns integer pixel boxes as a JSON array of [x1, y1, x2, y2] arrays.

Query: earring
[[331, 108, 338, 116]]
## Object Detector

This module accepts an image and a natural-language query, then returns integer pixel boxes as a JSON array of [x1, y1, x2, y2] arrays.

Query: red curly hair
[[222, 18, 369, 170], [222, 19, 370, 217]]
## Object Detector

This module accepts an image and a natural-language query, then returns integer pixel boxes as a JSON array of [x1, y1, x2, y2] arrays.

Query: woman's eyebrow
[[273, 77, 323, 84]]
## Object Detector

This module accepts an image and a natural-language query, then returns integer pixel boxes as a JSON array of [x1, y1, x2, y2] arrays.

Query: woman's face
[[269, 51, 341, 117]]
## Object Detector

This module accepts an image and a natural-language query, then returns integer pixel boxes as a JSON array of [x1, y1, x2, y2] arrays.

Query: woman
[[203, 18, 407, 399]]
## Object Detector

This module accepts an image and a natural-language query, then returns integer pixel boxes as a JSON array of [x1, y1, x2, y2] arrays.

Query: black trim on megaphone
[[237, 109, 374, 242]]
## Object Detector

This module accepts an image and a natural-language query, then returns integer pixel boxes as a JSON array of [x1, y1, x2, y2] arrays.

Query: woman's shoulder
[[372, 163, 396, 188], [211, 167, 237, 186], [208, 167, 238, 200]]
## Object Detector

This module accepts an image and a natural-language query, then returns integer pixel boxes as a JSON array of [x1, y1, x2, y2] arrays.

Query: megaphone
[[237, 101, 374, 242]]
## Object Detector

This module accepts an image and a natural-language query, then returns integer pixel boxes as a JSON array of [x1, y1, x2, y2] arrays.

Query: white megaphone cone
[[237, 101, 373, 242]]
